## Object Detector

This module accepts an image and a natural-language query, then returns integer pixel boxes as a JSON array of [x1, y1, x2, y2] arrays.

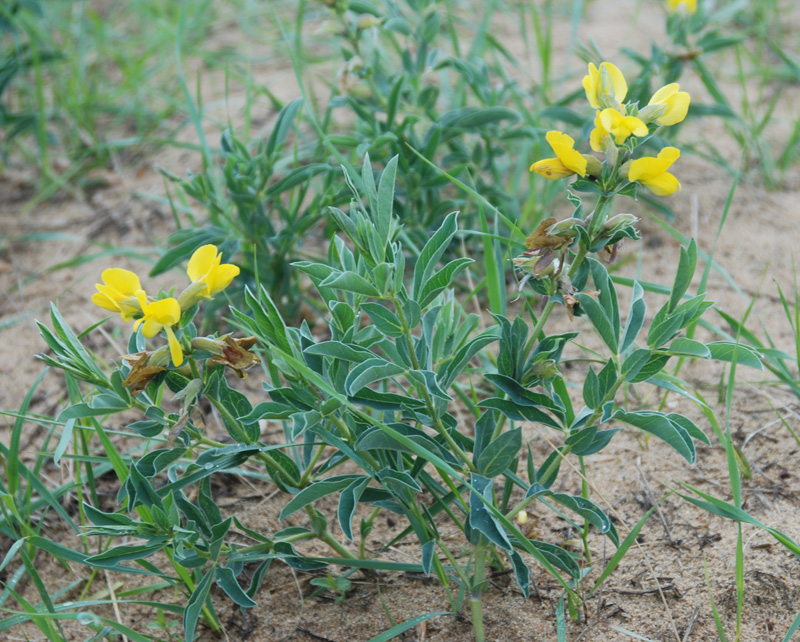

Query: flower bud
[[173, 378, 203, 404], [356, 14, 382, 30], [602, 213, 639, 232], [582, 155, 604, 178], [546, 217, 583, 239], [530, 358, 560, 379], [516, 510, 529, 526], [177, 280, 210, 312], [637, 103, 668, 124]]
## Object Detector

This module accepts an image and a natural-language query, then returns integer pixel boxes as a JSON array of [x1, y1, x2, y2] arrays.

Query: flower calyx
[[121, 349, 170, 396], [192, 335, 260, 378]]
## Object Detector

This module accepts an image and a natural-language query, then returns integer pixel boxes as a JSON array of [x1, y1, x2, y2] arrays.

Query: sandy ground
[[2, 0, 800, 640]]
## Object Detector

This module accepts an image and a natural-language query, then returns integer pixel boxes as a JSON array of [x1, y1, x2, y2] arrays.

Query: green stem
[[360, 506, 382, 559], [188, 358, 201, 381], [506, 375, 626, 521], [567, 243, 588, 279], [587, 193, 616, 238], [522, 297, 557, 358], [305, 505, 358, 560], [164, 551, 220, 632], [469, 538, 488, 642], [578, 456, 592, 564], [392, 295, 476, 473]]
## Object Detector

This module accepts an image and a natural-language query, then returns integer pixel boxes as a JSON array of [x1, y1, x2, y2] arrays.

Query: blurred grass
[[0, 0, 272, 202]]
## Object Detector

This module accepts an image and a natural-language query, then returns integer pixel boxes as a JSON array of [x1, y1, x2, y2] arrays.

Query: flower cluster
[[531, 61, 690, 196], [92, 245, 239, 367]]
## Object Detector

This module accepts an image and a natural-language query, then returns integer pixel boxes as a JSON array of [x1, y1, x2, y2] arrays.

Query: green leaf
[[706, 341, 763, 369], [376, 155, 398, 248], [677, 483, 800, 559], [621, 281, 646, 352], [206, 370, 257, 444], [628, 353, 670, 383], [668, 239, 697, 313], [413, 211, 459, 303], [304, 341, 376, 363], [280, 476, 363, 519], [85, 540, 168, 568], [468, 474, 512, 551], [265, 164, 330, 196], [338, 477, 369, 541], [569, 428, 619, 456], [668, 413, 710, 445], [215, 566, 257, 609], [551, 494, 618, 545], [478, 397, 562, 430], [616, 410, 695, 463], [417, 257, 473, 308], [345, 358, 407, 395], [477, 428, 521, 477], [319, 271, 381, 297], [583, 368, 600, 409], [576, 293, 618, 354], [183, 568, 214, 641], [667, 337, 711, 358], [436, 327, 499, 389], [360, 303, 404, 337], [436, 106, 519, 135], [266, 97, 303, 157]]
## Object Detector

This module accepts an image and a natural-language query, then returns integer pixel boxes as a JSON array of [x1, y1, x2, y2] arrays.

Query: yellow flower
[[628, 147, 681, 196], [92, 268, 145, 321], [589, 111, 611, 152], [667, 0, 697, 14], [133, 295, 184, 366], [187, 245, 240, 299], [647, 84, 691, 126], [530, 131, 587, 181], [598, 108, 648, 145], [583, 62, 627, 110]]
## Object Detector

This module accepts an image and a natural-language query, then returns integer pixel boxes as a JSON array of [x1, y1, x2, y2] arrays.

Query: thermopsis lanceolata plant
[[36, 60, 762, 642]]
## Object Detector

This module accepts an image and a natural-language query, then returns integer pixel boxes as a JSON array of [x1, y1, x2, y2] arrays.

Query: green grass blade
[[366, 612, 452, 642]]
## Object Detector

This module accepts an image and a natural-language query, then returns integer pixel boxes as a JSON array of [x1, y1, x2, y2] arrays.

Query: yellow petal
[[206, 264, 240, 295], [165, 326, 184, 367], [101, 268, 141, 296], [546, 130, 586, 176], [649, 83, 679, 105], [141, 316, 161, 338], [545, 130, 576, 149], [668, 0, 696, 14], [187, 244, 219, 282], [643, 172, 681, 196], [92, 292, 119, 312], [625, 116, 649, 137], [629, 147, 680, 182], [656, 89, 690, 126], [599, 108, 621, 133], [146, 298, 182, 325], [601, 62, 627, 104], [589, 127, 605, 153], [531, 158, 574, 180], [583, 63, 601, 109]]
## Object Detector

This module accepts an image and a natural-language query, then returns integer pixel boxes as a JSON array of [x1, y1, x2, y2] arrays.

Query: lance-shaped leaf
[[413, 211, 460, 303], [345, 358, 407, 395], [469, 474, 512, 551]]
